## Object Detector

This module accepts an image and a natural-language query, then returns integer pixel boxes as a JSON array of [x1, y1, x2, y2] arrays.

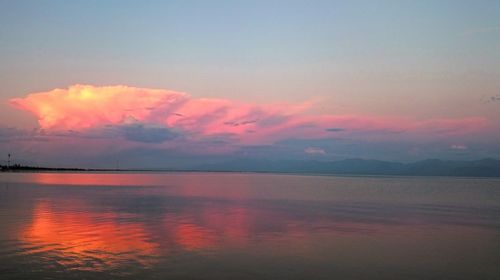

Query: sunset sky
[[1, 0, 499, 168]]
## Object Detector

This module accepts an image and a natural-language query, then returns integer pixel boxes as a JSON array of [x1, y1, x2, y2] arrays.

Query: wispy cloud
[[450, 144, 467, 150], [482, 95, 500, 103], [325, 128, 345, 132], [304, 147, 326, 155]]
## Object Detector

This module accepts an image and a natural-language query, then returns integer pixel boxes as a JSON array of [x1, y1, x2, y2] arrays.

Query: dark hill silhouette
[[194, 158, 500, 177]]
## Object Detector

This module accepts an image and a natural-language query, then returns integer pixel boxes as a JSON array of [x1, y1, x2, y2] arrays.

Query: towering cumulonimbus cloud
[[10, 84, 490, 145], [10, 85, 190, 130]]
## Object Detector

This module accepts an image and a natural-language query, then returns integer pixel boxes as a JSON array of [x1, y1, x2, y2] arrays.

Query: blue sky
[[1, 0, 499, 167]]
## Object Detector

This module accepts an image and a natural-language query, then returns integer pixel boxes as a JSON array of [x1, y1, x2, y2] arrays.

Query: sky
[[1, 0, 499, 168]]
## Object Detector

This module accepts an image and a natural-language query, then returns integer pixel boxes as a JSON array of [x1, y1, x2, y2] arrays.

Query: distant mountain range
[[193, 158, 500, 177], [2, 158, 500, 177]]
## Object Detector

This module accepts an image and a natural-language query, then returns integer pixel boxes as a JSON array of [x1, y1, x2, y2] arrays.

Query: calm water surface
[[0, 172, 499, 279]]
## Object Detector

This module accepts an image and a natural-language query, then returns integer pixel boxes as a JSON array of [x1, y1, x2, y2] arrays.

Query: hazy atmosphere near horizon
[[1, 0, 500, 168]]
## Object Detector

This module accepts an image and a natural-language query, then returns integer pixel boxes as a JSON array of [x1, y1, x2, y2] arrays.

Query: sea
[[0, 172, 499, 279]]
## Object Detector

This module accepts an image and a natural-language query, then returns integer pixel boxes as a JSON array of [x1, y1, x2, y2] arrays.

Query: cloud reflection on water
[[1, 173, 499, 279]]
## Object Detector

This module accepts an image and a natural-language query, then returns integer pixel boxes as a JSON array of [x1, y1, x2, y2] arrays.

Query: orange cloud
[[10, 84, 188, 130], [10, 84, 490, 145]]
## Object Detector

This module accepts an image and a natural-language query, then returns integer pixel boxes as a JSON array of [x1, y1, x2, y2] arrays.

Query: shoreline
[[2, 166, 500, 179]]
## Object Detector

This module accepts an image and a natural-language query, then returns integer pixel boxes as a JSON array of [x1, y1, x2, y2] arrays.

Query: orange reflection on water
[[200, 206, 251, 247], [18, 174, 338, 272], [166, 206, 252, 251], [174, 223, 216, 250], [30, 172, 153, 186], [22, 201, 159, 270]]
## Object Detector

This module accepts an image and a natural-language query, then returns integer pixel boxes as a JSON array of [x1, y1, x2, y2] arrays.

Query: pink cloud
[[10, 84, 490, 145]]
